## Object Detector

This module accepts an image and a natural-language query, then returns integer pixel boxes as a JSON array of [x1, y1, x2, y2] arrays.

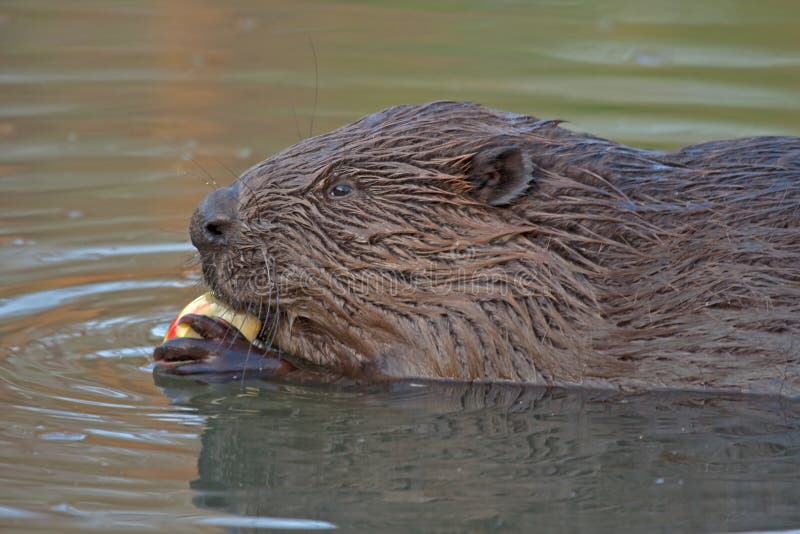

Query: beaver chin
[[197, 255, 255, 315]]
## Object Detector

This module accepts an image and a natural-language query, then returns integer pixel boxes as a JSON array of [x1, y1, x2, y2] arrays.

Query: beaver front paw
[[153, 313, 293, 376]]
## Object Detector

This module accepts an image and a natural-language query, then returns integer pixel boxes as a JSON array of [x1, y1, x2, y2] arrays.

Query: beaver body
[[173, 102, 800, 395]]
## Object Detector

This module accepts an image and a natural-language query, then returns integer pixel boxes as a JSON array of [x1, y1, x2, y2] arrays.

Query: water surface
[[1, 0, 799, 532]]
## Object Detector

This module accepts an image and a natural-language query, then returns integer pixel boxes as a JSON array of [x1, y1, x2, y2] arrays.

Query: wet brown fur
[[197, 101, 800, 396]]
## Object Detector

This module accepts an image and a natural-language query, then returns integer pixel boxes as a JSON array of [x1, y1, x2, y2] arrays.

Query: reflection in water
[[155, 376, 800, 532]]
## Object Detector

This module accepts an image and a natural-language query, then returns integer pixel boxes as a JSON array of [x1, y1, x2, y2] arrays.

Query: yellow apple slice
[[162, 292, 262, 343]]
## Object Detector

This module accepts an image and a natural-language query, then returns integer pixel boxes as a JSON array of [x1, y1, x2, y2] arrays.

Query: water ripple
[[0, 279, 193, 319]]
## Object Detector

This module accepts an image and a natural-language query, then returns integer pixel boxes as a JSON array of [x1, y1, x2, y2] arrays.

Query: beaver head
[[189, 101, 605, 383], [190, 101, 800, 392]]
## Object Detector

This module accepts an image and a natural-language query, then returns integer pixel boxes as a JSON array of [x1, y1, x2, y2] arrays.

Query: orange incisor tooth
[[162, 292, 262, 343]]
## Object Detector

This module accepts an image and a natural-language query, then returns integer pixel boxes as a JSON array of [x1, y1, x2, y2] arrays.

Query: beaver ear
[[466, 145, 534, 206]]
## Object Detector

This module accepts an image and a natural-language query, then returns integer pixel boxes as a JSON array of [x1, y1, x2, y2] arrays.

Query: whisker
[[262, 249, 273, 341], [291, 102, 303, 142], [212, 156, 239, 182], [308, 36, 319, 139], [188, 158, 219, 190], [263, 250, 281, 352], [239, 298, 259, 387], [182, 166, 216, 192]]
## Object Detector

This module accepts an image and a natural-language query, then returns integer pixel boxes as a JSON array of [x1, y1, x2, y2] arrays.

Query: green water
[[1, 0, 799, 532]]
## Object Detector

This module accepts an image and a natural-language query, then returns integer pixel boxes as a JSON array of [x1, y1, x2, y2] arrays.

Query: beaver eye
[[328, 182, 354, 199]]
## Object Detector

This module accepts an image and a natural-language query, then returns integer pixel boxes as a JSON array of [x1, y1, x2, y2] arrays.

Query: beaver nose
[[190, 183, 241, 251]]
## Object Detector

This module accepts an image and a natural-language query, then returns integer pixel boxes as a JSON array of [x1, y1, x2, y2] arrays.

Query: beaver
[[154, 101, 800, 396]]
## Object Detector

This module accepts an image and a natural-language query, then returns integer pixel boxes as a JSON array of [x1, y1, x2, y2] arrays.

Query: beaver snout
[[190, 183, 241, 252]]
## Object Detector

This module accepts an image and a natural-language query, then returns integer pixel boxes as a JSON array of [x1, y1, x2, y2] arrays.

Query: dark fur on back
[[198, 101, 800, 395]]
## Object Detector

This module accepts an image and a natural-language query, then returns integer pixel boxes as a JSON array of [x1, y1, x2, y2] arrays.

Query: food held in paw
[[162, 292, 261, 343]]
